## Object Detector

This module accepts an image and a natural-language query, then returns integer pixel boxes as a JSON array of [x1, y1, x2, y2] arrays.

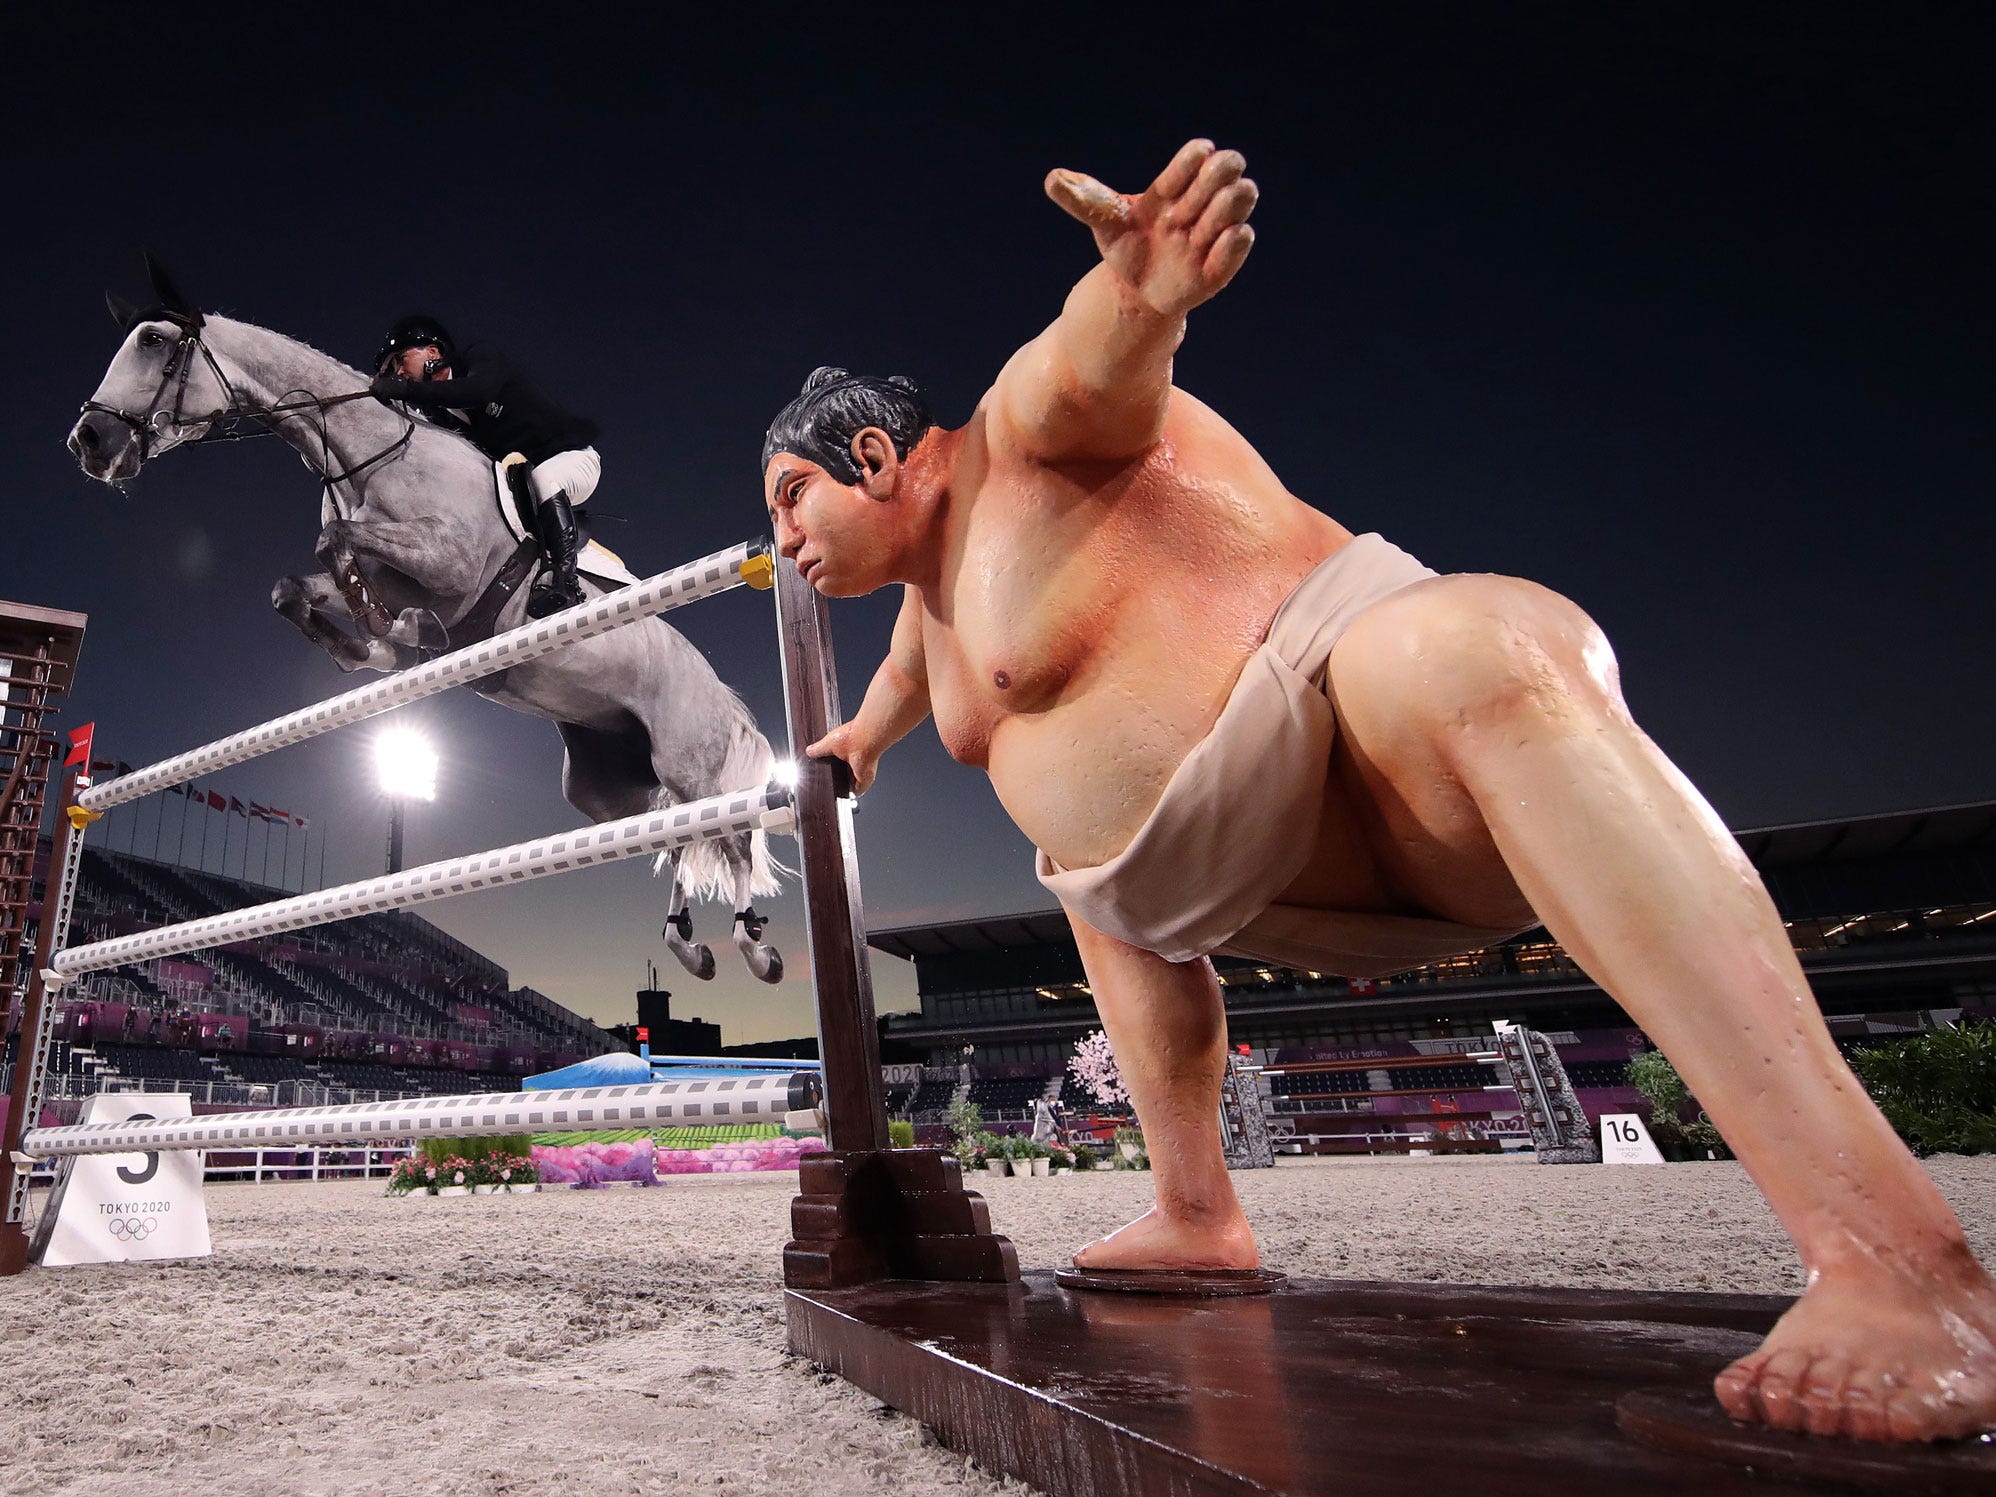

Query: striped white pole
[[78, 541, 771, 813], [51, 785, 794, 977], [20, 1075, 820, 1159]]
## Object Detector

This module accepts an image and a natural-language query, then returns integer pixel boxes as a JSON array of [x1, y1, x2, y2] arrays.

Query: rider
[[369, 315, 601, 617]]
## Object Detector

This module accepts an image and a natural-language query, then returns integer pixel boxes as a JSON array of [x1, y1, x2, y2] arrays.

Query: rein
[[79, 313, 414, 494]]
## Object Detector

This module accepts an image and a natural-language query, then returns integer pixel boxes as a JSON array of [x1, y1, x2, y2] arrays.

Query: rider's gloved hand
[[370, 374, 411, 401]]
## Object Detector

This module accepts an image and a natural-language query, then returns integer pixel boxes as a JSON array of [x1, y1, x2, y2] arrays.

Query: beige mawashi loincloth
[[1034, 532, 1536, 978]]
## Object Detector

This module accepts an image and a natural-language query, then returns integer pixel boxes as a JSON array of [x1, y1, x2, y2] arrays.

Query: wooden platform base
[[1053, 1265, 1287, 1297], [785, 1271, 1996, 1497]]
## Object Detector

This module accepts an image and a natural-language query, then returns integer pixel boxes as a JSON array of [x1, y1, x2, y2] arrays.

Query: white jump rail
[[50, 784, 794, 977], [22, 1075, 819, 1158], [77, 540, 770, 813]]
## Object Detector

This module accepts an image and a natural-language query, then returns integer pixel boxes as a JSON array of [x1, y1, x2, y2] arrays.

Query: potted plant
[[947, 1099, 987, 1171], [1071, 1144, 1100, 1172], [470, 1153, 503, 1195], [1047, 1145, 1075, 1175], [977, 1129, 1009, 1176], [386, 1155, 428, 1197], [888, 1119, 917, 1149], [994, 1135, 1021, 1175], [499, 1152, 539, 1194], [436, 1151, 474, 1196], [1001, 1135, 1044, 1177], [1627, 1050, 1736, 1161]]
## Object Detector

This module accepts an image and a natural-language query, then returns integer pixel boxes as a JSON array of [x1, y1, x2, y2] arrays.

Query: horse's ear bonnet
[[131, 251, 203, 330], [105, 252, 203, 334]]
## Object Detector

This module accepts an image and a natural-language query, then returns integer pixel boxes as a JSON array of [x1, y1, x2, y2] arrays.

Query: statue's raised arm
[[994, 139, 1259, 464]]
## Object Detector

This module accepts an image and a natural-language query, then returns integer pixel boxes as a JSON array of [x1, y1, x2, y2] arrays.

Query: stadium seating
[[905, 1078, 957, 1119], [92, 1042, 220, 1085], [966, 1076, 1049, 1113]]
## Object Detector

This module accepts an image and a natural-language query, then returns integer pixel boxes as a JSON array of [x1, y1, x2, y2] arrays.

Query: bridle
[[79, 310, 415, 490]]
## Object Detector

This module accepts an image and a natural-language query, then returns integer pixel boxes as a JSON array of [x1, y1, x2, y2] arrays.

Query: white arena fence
[[18, 1144, 412, 1188], [6, 538, 812, 1229]]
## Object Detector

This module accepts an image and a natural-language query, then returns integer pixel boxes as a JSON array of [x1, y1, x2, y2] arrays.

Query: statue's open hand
[[806, 723, 879, 796], [1045, 139, 1258, 317]]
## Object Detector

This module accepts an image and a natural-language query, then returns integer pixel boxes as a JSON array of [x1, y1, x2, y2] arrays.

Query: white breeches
[[530, 446, 601, 505]]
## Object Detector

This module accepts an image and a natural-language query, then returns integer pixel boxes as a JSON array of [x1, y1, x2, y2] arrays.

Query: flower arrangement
[[1070, 1144, 1100, 1172], [1068, 1030, 1129, 1108], [386, 1155, 430, 1196], [391, 1135, 539, 1196]]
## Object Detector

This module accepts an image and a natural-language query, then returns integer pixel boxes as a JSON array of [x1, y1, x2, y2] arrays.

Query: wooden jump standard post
[[772, 552, 1017, 1289]]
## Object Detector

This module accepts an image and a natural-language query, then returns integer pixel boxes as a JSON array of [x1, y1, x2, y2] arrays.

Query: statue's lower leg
[[1452, 686, 1996, 1443], [1066, 916, 1258, 1272]]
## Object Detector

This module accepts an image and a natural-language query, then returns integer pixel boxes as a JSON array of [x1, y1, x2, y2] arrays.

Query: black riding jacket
[[376, 343, 599, 465]]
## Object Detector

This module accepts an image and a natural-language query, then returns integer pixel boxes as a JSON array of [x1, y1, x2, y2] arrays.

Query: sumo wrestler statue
[[762, 140, 1996, 1443]]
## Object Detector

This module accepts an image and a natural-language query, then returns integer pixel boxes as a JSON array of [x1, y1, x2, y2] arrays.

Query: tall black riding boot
[[526, 489, 585, 618]]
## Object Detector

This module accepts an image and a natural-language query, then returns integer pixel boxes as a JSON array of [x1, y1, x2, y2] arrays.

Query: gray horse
[[67, 261, 785, 984]]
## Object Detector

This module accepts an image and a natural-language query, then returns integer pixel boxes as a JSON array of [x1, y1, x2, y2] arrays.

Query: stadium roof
[[1734, 800, 1996, 866], [868, 910, 1076, 961], [868, 800, 1996, 958]]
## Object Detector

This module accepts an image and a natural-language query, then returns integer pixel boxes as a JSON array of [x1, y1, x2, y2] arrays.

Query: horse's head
[[70, 255, 232, 483]]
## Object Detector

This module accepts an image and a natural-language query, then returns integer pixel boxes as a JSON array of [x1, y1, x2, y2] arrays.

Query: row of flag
[[160, 781, 310, 828], [65, 722, 310, 828]]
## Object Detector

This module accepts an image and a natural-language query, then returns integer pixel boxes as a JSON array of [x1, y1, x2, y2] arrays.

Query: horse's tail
[[661, 692, 793, 904]]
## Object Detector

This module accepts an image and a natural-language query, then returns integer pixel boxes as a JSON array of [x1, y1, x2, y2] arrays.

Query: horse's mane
[[210, 312, 368, 384]]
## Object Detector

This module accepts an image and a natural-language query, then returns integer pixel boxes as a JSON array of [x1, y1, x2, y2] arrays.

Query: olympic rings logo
[[107, 1216, 159, 1242]]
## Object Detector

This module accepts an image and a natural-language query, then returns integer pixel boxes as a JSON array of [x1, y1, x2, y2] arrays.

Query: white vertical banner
[[35, 1093, 211, 1267], [1599, 1112, 1666, 1165]]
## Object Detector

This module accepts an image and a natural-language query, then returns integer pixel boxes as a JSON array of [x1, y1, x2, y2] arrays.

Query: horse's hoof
[[668, 942, 716, 981], [750, 948, 783, 985]]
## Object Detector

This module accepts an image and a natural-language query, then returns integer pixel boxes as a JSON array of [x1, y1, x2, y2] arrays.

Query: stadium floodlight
[[375, 727, 439, 876], [374, 728, 439, 803]]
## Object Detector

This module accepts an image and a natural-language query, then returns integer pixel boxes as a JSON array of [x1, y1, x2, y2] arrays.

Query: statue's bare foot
[[1714, 1251, 1996, 1442], [1072, 1206, 1259, 1272]]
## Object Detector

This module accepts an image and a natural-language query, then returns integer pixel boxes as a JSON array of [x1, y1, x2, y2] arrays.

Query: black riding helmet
[[373, 314, 455, 374]]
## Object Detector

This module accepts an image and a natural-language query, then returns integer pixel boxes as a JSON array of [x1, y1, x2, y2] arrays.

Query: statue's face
[[764, 453, 895, 598]]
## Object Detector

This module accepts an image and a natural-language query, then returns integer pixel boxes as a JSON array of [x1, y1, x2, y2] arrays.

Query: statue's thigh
[[1319, 577, 1538, 927]]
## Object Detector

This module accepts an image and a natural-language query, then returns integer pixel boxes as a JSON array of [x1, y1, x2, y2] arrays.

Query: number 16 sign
[[1599, 1113, 1665, 1164]]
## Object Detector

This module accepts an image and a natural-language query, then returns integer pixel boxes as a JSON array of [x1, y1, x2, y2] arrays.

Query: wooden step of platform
[[785, 1271, 1996, 1496]]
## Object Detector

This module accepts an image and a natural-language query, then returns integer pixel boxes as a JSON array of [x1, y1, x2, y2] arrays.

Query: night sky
[[4, 8, 1989, 1042]]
